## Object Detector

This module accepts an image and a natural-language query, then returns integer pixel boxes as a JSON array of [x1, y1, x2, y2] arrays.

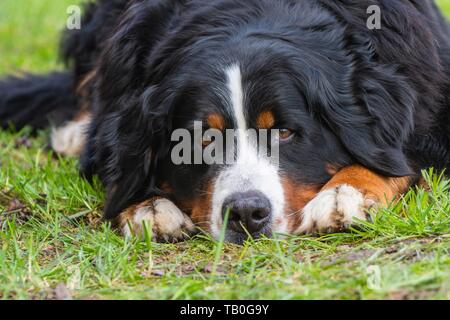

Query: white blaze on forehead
[[209, 64, 287, 238], [227, 65, 246, 131], [226, 64, 255, 164]]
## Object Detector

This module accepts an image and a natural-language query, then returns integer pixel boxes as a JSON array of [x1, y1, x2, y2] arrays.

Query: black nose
[[222, 191, 271, 235]]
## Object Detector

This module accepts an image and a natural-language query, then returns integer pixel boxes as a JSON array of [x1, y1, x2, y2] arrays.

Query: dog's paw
[[51, 116, 90, 157], [120, 198, 196, 242], [297, 184, 377, 234]]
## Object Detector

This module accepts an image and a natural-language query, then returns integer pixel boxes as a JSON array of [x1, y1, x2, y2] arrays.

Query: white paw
[[51, 117, 90, 157], [121, 199, 196, 242], [297, 184, 377, 234]]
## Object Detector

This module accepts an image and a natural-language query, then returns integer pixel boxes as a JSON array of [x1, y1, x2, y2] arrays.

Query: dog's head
[[86, 0, 416, 243]]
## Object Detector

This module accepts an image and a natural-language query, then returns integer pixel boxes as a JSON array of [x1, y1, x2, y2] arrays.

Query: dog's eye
[[279, 129, 295, 141], [202, 135, 214, 147], [202, 140, 213, 147]]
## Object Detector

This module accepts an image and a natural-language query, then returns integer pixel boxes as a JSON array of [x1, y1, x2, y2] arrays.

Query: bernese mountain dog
[[1, 0, 450, 244]]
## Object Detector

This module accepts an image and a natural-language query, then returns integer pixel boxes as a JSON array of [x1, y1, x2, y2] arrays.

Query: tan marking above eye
[[206, 113, 225, 131], [256, 110, 275, 129]]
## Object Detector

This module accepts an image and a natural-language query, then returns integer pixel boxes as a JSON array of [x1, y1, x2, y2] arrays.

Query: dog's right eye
[[279, 129, 295, 141], [202, 137, 213, 147], [202, 131, 215, 147]]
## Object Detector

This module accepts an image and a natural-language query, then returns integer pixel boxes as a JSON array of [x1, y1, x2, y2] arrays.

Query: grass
[[1, 0, 450, 300]]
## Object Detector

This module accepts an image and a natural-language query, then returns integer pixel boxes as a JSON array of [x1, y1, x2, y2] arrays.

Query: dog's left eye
[[279, 129, 295, 141]]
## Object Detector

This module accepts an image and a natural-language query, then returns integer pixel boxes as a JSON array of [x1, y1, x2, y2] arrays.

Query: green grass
[[1, 0, 450, 300], [438, 0, 450, 15]]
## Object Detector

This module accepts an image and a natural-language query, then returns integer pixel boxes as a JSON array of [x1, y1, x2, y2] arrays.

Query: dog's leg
[[117, 198, 196, 242], [297, 165, 413, 234]]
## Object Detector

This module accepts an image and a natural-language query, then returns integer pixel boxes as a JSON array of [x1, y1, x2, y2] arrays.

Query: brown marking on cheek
[[207, 113, 225, 131], [323, 165, 413, 205], [281, 179, 322, 232], [177, 179, 214, 232], [256, 110, 275, 129]]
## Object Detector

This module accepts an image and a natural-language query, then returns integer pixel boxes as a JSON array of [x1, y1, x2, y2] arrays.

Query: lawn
[[1, 0, 450, 300]]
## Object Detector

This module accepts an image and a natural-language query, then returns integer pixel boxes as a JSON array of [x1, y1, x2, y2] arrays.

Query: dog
[[1, 0, 450, 244]]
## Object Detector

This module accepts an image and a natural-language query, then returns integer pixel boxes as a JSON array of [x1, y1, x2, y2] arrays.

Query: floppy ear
[[83, 1, 179, 220], [88, 86, 173, 221], [304, 53, 416, 177]]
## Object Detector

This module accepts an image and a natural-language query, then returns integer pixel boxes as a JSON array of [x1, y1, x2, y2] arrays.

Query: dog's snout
[[222, 191, 271, 234]]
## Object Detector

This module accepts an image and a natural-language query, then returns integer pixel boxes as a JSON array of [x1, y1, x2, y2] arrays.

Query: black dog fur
[[1, 0, 450, 227]]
